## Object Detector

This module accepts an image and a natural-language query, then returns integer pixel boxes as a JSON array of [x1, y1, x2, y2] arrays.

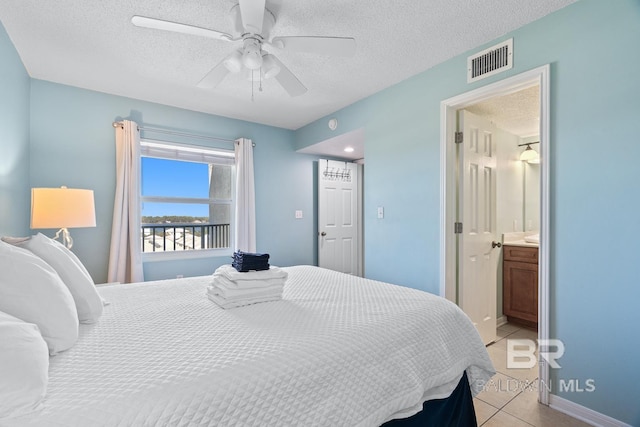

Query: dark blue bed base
[[380, 372, 477, 427]]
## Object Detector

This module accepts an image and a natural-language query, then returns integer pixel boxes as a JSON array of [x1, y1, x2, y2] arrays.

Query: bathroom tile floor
[[475, 323, 593, 427]]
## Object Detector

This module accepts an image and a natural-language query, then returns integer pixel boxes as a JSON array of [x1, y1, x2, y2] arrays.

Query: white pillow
[[2, 233, 103, 323], [0, 310, 49, 419], [0, 240, 78, 354]]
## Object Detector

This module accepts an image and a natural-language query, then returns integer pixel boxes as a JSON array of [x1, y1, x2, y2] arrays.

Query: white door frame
[[318, 159, 360, 275], [439, 65, 551, 404]]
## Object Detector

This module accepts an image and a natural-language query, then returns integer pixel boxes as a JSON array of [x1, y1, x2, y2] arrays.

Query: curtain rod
[[112, 121, 239, 144]]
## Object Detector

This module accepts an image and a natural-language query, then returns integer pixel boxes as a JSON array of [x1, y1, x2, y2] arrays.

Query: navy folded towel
[[233, 251, 269, 261], [232, 251, 270, 272]]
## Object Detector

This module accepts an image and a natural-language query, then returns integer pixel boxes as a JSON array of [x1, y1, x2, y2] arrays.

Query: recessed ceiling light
[[344, 146, 354, 153]]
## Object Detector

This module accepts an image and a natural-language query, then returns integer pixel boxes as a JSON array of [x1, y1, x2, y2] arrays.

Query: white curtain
[[108, 120, 144, 283], [234, 138, 256, 252]]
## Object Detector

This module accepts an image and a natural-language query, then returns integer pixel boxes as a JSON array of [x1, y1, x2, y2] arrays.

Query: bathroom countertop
[[503, 240, 539, 248], [502, 231, 539, 248]]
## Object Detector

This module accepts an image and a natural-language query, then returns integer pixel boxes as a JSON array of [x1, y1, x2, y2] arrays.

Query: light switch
[[377, 206, 384, 219], [295, 210, 303, 219]]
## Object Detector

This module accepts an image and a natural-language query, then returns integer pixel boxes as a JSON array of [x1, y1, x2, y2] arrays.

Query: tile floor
[[474, 323, 593, 427]]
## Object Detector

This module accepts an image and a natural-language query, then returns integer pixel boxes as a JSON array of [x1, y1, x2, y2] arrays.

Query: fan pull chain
[[251, 70, 254, 102]]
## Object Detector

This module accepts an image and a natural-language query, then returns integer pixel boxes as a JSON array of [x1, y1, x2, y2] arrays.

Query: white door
[[318, 159, 358, 274], [458, 110, 498, 345]]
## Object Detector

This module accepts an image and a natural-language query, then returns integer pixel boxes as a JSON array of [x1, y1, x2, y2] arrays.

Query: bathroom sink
[[524, 234, 539, 244]]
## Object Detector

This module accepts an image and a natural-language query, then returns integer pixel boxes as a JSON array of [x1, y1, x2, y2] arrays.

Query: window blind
[[140, 140, 235, 165]]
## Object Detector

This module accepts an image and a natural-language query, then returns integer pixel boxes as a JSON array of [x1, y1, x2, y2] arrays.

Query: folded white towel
[[215, 264, 288, 282], [207, 292, 282, 309], [208, 282, 284, 300], [212, 273, 286, 290]]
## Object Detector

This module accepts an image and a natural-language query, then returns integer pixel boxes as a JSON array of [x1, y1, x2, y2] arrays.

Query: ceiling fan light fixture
[[223, 50, 243, 73], [262, 54, 280, 79], [242, 38, 263, 70], [243, 50, 263, 70]]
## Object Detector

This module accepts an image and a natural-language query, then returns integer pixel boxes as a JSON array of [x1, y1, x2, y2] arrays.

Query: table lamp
[[30, 186, 96, 249]]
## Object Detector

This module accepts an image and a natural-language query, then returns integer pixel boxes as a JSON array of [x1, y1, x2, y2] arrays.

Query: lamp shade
[[31, 187, 96, 229], [242, 49, 263, 70], [241, 39, 263, 70], [262, 54, 281, 79], [527, 157, 541, 165], [519, 145, 539, 163], [223, 50, 243, 73]]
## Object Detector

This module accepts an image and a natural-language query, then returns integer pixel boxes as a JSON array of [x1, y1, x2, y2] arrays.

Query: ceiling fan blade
[[131, 16, 233, 41], [269, 55, 307, 97], [271, 36, 356, 57], [197, 61, 231, 89], [238, 0, 266, 34]]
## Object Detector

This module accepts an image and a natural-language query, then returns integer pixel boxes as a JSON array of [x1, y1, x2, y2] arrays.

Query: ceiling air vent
[[467, 38, 513, 83]]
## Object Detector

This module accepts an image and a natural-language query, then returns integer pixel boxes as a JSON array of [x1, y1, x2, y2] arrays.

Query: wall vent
[[467, 38, 513, 83]]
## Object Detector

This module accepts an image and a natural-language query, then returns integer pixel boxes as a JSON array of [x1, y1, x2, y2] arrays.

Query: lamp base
[[54, 228, 73, 249]]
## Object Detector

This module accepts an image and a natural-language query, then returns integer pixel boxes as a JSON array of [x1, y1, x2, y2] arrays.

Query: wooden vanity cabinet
[[503, 245, 538, 329]]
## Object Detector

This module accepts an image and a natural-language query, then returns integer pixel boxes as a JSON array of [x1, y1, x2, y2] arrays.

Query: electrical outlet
[[295, 210, 303, 219], [176, 274, 184, 279], [377, 206, 384, 219]]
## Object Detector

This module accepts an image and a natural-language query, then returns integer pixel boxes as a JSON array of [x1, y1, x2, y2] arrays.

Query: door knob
[[492, 241, 502, 248], [320, 231, 326, 237]]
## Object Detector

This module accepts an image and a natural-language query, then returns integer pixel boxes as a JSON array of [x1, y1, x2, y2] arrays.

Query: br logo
[[506, 339, 564, 369]]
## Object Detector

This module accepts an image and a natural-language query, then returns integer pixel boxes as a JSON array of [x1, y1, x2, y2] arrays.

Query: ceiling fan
[[131, 0, 356, 97]]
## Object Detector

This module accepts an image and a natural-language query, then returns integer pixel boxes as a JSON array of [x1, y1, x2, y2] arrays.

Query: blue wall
[[0, 22, 30, 237], [28, 80, 319, 282], [296, 0, 640, 423]]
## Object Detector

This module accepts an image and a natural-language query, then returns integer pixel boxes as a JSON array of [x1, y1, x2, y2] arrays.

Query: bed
[[5, 265, 494, 426]]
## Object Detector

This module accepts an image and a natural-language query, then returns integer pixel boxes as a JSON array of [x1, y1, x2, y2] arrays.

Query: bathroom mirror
[[523, 159, 540, 232]]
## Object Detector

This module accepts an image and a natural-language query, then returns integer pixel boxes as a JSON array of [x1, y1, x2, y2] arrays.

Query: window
[[140, 140, 235, 254]]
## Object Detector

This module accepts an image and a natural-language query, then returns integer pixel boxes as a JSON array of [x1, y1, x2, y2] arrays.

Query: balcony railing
[[141, 223, 230, 252]]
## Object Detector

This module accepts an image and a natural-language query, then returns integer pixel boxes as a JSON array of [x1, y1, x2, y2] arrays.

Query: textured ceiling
[[466, 85, 540, 138], [0, 0, 574, 130]]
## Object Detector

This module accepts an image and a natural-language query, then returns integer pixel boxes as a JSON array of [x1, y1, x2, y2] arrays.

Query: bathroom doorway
[[463, 84, 541, 335], [440, 65, 551, 404]]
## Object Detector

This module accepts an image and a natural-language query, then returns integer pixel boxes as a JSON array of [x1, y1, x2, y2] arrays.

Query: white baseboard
[[548, 395, 632, 427], [496, 316, 507, 327]]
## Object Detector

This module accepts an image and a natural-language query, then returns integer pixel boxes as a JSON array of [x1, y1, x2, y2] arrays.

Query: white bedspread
[[6, 265, 494, 427]]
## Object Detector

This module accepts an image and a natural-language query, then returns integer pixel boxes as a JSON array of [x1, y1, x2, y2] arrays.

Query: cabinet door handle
[[492, 241, 502, 248]]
